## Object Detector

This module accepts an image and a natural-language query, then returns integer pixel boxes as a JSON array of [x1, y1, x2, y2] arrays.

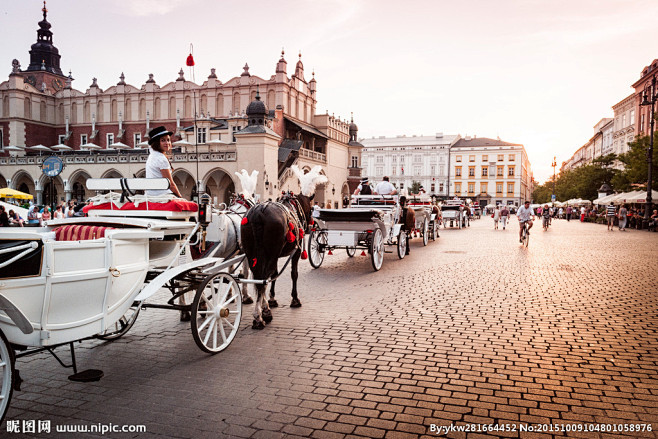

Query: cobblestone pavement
[[4, 217, 658, 438]]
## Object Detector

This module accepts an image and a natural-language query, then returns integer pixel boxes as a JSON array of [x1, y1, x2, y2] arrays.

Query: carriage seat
[[53, 225, 115, 241]]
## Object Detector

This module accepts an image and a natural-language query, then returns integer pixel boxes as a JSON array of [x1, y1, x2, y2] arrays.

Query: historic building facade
[[0, 5, 361, 207], [449, 137, 533, 207], [359, 133, 458, 198]]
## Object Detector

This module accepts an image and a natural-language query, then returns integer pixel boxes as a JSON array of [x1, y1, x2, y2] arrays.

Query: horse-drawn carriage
[[441, 199, 466, 228], [407, 195, 440, 244], [307, 194, 408, 271], [0, 178, 246, 422]]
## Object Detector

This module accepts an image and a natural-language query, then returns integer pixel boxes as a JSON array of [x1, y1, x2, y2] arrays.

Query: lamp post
[[640, 74, 656, 222], [551, 156, 557, 206]]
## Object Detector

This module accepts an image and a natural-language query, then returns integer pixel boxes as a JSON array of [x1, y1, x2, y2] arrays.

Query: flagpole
[[187, 43, 200, 202]]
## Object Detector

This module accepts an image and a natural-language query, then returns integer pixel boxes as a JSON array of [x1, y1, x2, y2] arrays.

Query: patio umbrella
[[624, 190, 658, 203], [207, 139, 230, 145], [173, 139, 193, 147], [109, 142, 131, 149], [51, 144, 73, 151], [3, 145, 24, 154], [26, 144, 53, 153], [81, 142, 101, 150], [135, 141, 149, 149], [0, 187, 33, 200]]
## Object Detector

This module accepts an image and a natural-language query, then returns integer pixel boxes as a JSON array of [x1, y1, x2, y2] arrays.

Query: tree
[[532, 183, 552, 203], [612, 133, 658, 192], [410, 180, 422, 194]]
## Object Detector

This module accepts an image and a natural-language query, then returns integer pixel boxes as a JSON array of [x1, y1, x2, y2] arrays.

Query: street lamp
[[551, 156, 557, 206], [640, 74, 656, 223]]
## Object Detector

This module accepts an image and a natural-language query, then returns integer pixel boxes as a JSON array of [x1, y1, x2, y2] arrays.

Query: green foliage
[[611, 133, 658, 191], [535, 156, 619, 202], [410, 180, 422, 194]]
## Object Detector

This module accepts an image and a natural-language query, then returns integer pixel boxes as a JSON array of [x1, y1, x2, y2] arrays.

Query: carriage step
[[384, 250, 393, 253], [69, 369, 104, 382]]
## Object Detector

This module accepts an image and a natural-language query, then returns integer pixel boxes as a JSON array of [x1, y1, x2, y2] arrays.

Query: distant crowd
[[0, 199, 86, 227]]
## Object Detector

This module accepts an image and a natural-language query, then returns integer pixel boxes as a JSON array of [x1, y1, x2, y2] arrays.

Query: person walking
[[500, 205, 509, 230], [566, 205, 572, 221], [558, 207, 564, 219], [580, 206, 586, 222], [493, 205, 500, 229], [618, 204, 627, 231], [606, 202, 616, 231]]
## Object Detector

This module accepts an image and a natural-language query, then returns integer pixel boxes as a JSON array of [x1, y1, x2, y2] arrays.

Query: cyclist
[[517, 200, 534, 243], [542, 204, 551, 230]]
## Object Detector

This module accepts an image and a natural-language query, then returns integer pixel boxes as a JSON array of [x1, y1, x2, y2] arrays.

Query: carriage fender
[[0, 293, 34, 335]]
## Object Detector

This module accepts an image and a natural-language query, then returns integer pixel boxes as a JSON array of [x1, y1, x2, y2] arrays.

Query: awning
[[278, 139, 303, 162], [284, 117, 329, 139]]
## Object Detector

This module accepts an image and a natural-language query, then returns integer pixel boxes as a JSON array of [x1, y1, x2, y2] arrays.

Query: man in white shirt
[[374, 176, 397, 195], [516, 200, 534, 243]]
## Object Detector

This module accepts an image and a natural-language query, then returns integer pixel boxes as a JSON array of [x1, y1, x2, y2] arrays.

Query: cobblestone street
[[4, 217, 658, 438]]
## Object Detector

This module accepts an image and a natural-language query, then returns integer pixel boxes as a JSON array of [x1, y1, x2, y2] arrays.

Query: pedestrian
[[566, 205, 572, 221], [8, 209, 24, 227], [606, 202, 616, 231], [41, 205, 51, 222], [0, 206, 9, 227], [618, 204, 627, 231], [493, 205, 500, 229], [54, 204, 65, 219], [66, 200, 76, 218], [558, 207, 564, 219], [580, 206, 586, 222], [500, 205, 509, 230], [146, 126, 183, 198], [27, 204, 39, 225], [374, 176, 397, 195]]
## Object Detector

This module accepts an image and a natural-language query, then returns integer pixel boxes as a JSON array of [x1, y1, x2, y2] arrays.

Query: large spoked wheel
[[370, 228, 384, 271], [346, 246, 356, 257], [524, 228, 530, 247], [308, 230, 327, 268], [96, 302, 141, 341], [0, 330, 14, 425], [397, 230, 407, 259], [192, 273, 242, 354], [422, 218, 429, 246]]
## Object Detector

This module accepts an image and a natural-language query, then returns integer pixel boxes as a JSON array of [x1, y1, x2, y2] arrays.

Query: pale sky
[[1, 0, 655, 183]]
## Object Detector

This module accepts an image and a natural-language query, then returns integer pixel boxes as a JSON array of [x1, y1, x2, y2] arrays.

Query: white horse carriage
[[307, 194, 408, 271], [407, 195, 440, 244], [441, 199, 466, 229], [0, 177, 249, 422]]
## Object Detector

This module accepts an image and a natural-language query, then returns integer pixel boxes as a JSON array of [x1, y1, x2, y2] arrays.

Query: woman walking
[[493, 206, 500, 229], [500, 205, 509, 230]]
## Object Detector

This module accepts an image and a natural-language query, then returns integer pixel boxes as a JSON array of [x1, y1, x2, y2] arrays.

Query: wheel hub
[[219, 308, 229, 318]]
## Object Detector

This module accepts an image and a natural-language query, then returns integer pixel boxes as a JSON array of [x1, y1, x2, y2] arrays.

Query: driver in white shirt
[[516, 200, 534, 243], [374, 176, 397, 195]]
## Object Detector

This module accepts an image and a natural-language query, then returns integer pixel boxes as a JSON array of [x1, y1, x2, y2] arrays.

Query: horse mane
[[234, 169, 259, 199], [291, 165, 328, 197]]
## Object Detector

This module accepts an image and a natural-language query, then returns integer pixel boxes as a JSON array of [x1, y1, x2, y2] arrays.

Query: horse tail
[[241, 204, 280, 281]]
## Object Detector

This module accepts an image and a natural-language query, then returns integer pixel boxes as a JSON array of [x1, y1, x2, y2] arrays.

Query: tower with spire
[[27, 1, 63, 75]]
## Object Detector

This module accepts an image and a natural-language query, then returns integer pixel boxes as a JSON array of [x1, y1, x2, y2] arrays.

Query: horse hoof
[[268, 299, 279, 308], [252, 320, 265, 330], [262, 309, 273, 323], [290, 298, 302, 308], [180, 310, 191, 322], [242, 296, 253, 305]]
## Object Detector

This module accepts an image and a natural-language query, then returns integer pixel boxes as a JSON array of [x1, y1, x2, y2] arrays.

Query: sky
[[0, 0, 656, 183]]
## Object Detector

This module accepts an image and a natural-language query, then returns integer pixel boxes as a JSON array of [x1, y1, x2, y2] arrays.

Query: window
[[508, 166, 515, 176], [439, 183, 444, 192], [431, 183, 435, 192], [414, 166, 421, 176], [469, 155, 475, 162], [392, 155, 397, 163], [81, 134, 88, 145], [351, 156, 358, 168], [58, 135, 66, 144], [455, 155, 462, 162], [468, 182, 475, 193], [414, 155, 422, 163], [376, 167, 383, 176], [106, 133, 114, 147], [468, 166, 475, 177], [392, 167, 396, 175], [508, 154, 515, 161], [496, 182, 503, 194], [134, 132, 141, 147], [482, 155, 488, 162], [497, 154, 504, 161], [455, 183, 461, 193], [482, 167, 488, 177], [622, 114, 626, 127], [507, 182, 514, 194], [0, 129, 3, 149], [497, 166, 504, 176], [480, 183, 488, 194], [376, 155, 384, 164], [455, 166, 462, 177], [430, 165, 436, 175], [232, 125, 241, 142], [197, 127, 207, 144]]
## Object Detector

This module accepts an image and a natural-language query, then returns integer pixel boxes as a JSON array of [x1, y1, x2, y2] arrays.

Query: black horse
[[240, 192, 313, 329]]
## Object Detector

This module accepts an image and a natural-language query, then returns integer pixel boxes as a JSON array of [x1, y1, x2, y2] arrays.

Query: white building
[[612, 94, 636, 157], [449, 136, 533, 207], [360, 133, 458, 197]]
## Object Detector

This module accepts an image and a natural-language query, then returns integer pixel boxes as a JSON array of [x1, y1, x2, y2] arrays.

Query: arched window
[[232, 92, 240, 114], [40, 100, 47, 122], [72, 182, 85, 202], [25, 98, 32, 120], [169, 96, 176, 118], [70, 102, 77, 124], [83, 101, 90, 123], [125, 98, 132, 120], [57, 103, 64, 124], [215, 94, 224, 117], [111, 99, 118, 122], [139, 98, 146, 120], [96, 100, 104, 122], [154, 97, 161, 119], [184, 95, 191, 118], [200, 94, 207, 115]]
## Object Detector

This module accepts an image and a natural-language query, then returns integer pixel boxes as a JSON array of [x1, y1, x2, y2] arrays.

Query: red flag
[[186, 54, 195, 66]]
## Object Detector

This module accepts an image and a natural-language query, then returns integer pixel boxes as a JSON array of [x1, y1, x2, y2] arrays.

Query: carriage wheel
[[308, 230, 326, 269], [370, 228, 384, 271], [433, 222, 440, 239], [397, 230, 407, 259], [0, 330, 14, 424], [96, 302, 141, 341], [191, 273, 242, 354], [346, 246, 356, 257], [422, 218, 429, 246]]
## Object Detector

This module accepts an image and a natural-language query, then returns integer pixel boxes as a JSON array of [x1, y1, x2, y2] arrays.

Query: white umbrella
[[135, 141, 149, 149], [3, 145, 24, 151], [173, 139, 193, 147], [109, 142, 131, 149], [27, 144, 53, 152], [81, 142, 101, 150], [207, 138, 230, 145], [624, 190, 658, 204], [51, 144, 73, 151]]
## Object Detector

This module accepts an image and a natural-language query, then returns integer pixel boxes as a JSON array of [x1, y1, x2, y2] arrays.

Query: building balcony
[[299, 148, 326, 163]]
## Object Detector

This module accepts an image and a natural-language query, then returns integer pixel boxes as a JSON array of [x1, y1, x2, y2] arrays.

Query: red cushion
[[54, 225, 114, 241], [83, 199, 198, 213]]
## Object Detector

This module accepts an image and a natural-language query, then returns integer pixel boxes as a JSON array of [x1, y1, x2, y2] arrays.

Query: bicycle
[[542, 216, 550, 231], [520, 221, 530, 247]]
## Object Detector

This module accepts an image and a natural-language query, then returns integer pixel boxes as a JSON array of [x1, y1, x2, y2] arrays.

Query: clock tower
[[23, 2, 67, 93]]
